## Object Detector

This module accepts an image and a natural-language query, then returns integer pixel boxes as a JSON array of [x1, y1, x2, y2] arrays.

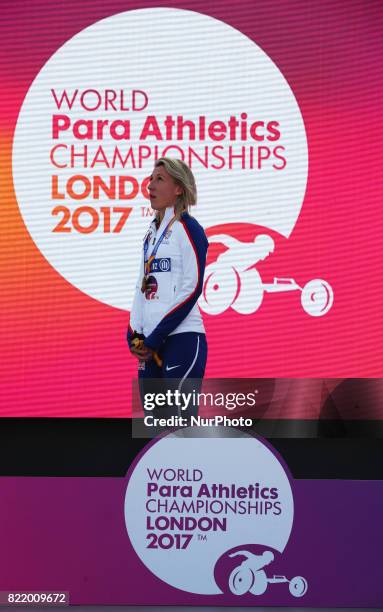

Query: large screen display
[[0, 4, 382, 608]]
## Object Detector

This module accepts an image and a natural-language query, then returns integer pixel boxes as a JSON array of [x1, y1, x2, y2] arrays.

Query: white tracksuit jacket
[[128, 206, 208, 352]]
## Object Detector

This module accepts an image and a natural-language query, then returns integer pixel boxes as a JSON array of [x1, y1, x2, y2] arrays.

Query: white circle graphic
[[13, 8, 308, 309], [124, 428, 294, 595]]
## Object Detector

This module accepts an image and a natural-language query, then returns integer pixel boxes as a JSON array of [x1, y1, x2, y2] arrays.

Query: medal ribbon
[[143, 215, 176, 277]]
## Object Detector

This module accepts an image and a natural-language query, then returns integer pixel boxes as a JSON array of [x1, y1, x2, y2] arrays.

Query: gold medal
[[141, 276, 148, 293]]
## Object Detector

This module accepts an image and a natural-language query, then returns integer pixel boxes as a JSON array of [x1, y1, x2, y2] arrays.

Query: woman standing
[[127, 158, 208, 419]]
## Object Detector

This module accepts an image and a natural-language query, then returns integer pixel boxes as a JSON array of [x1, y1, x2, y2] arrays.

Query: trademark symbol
[[198, 534, 207, 542], [141, 206, 155, 217]]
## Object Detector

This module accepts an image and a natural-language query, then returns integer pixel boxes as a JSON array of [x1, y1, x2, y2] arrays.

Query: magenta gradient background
[[1, 0, 382, 416], [0, 474, 381, 606]]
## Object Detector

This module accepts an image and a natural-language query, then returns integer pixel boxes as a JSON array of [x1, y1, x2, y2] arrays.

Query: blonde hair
[[154, 157, 197, 220]]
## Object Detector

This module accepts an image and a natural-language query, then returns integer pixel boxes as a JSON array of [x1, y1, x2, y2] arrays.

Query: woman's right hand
[[130, 344, 152, 361]]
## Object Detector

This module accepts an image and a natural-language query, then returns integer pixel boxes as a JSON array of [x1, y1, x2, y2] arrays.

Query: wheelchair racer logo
[[225, 549, 308, 599], [199, 232, 334, 317]]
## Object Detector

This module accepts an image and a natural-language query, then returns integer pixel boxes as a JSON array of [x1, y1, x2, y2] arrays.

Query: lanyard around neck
[[143, 215, 176, 276]]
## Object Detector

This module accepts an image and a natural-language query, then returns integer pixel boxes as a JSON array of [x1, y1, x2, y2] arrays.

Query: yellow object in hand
[[131, 337, 162, 368]]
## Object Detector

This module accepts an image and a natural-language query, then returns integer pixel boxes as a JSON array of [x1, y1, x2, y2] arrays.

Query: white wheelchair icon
[[199, 234, 334, 317], [228, 550, 308, 598]]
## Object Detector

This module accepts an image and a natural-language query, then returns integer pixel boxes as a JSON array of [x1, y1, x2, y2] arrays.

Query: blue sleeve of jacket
[[144, 213, 208, 352]]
